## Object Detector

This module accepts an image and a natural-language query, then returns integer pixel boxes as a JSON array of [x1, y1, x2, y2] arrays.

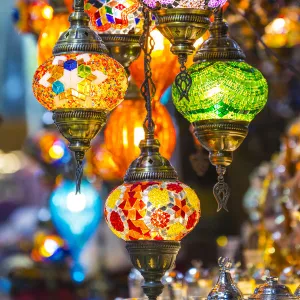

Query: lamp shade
[[105, 181, 200, 241], [84, 0, 143, 34], [129, 29, 179, 102], [33, 53, 128, 111], [104, 100, 176, 176], [49, 179, 102, 254], [37, 13, 70, 64], [172, 61, 268, 123]]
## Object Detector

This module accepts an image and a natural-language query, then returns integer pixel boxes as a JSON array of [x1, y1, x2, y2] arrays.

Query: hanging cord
[[140, 7, 156, 135], [228, 2, 300, 79], [174, 53, 192, 101]]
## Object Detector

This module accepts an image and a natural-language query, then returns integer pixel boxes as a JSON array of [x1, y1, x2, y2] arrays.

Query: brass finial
[[194, 8, 245, 62], [53, 0, 108, 55], [207, 257, 243, 300]]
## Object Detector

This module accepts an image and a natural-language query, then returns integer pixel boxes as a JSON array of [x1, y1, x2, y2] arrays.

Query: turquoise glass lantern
[[49, 179, 102, 282]]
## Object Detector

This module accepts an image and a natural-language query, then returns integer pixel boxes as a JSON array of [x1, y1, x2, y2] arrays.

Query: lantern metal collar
[[53, 0, 108, 55], [194, 9, 245, 62], [124, 131, 178, 182]]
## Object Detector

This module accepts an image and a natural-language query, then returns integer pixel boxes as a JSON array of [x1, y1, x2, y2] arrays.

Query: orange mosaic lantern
[[33, 53, 127, 110], [129, 29, 179, 102], [104, 100, 176, 177]]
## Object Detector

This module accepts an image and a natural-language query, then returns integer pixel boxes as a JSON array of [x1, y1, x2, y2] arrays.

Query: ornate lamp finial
[[207, 257, 243, 299]]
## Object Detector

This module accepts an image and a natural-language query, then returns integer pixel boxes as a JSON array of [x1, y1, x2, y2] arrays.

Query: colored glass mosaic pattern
[[172, 61, 268, 123], [141, 0, 207, 9], [105, 181, 201, 241], [84, 0, 143, 34], [33, 53, 128, 111], [207, 0, 227, 8]]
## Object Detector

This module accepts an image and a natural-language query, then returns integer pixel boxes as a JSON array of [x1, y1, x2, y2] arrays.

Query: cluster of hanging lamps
[[32, 0, 128, 193], [37, 0, 70, 64], [104, 8, 200, 300], [172, 9, 268, 211], [12, 0, 54, 36]]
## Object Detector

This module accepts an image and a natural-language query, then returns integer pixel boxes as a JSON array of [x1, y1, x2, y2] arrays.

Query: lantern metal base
[[154, 8, 211, 55], [53, 108, 107, 154], [53, 109, 107, 193], [193, 120, 249, 211], [101, 34, 141, 74], [193, 119, 249, 167], [126, 240, 181, 300]]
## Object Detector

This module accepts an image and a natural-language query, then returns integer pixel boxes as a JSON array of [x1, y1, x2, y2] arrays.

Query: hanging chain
[[140, 7, 156, 135], [75, 151, 84, 194], [213, 165, 230, 212], [174, 53, 192, 101]]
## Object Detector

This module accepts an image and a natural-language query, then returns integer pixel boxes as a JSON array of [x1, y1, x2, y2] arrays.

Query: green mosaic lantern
[[172, 9, 268, 212]]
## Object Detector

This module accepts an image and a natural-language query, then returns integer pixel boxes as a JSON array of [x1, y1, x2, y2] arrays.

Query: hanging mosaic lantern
[[104, 79, 176, 177], [32, 0, 128, 193], [84, 0, 143, 72], [37, 0, 70, 64], [104, 9, 200, 300], [172, 9, 268, 211], [12, 0, 53, 36]]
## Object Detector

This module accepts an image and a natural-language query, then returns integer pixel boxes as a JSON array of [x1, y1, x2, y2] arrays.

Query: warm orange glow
[[64, 0, 74, 12], [86, 143, 123, 182], [37, 13, 70, 65], [104, 100, 176, 177], [129, 29, 179, 102]]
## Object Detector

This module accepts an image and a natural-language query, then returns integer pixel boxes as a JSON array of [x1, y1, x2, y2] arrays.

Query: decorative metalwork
[[193, 120, 249, 211], [213, 166, 230, 212], [207, 257, 243, 299], [53, 0, 108, 55], [154, 8, 211, 56], [249, 277, 298, 299], [174, 53, 192, 101], [126, 241, 181, 300], [194, 9, 245, 62], [52, 109, 107, 193], [140, 7, 156, 135]]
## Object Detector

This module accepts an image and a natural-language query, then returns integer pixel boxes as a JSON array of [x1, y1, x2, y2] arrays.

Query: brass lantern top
[[53, 0, 108, 55], [124, 132, 178, 182], [194, 9, 245, 63]]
